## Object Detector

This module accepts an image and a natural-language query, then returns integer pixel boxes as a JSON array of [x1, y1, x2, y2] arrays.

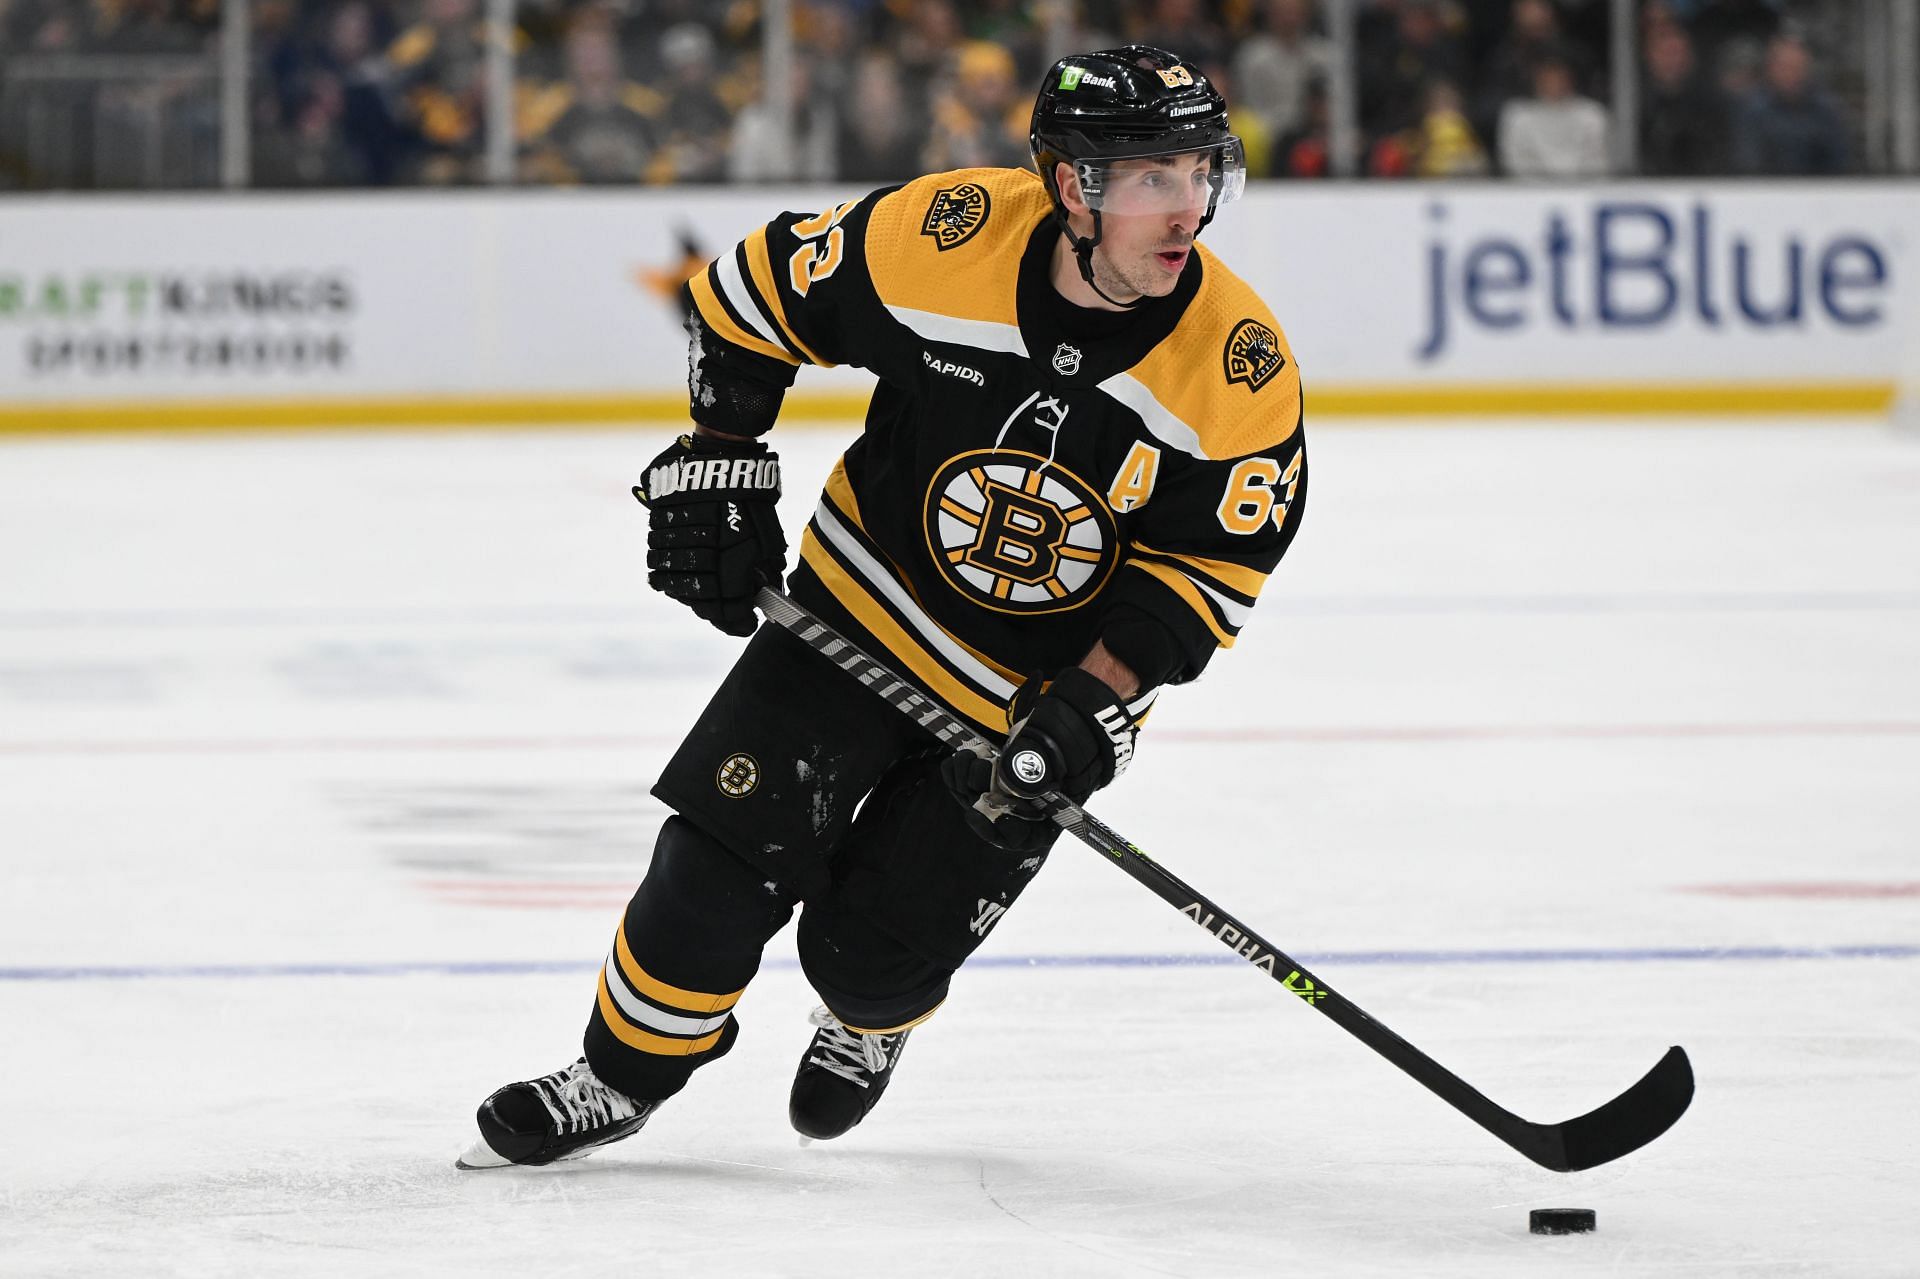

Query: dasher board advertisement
[[1, 181, 1913, 429]]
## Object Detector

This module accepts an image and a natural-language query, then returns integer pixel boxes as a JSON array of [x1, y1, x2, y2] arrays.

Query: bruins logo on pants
[[920, 183, 990, 251], [715, 753, 759, 797], [1223, 318, 1286, 392], [923, 449, 1116, 614]]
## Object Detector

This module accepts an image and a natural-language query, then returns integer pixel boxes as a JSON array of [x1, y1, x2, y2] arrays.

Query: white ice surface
[[2, 419, 1918, 1277]]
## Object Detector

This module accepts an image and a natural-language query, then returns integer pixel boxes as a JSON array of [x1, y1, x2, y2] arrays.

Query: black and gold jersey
[[682, 165, 1307, 737]]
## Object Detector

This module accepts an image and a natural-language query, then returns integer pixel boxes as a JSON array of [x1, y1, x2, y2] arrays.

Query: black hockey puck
[[1530, 1208, 1596, 1235]]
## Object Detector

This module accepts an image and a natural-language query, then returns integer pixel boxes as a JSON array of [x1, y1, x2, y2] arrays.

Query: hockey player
[[459, 45, 1307, 1169]]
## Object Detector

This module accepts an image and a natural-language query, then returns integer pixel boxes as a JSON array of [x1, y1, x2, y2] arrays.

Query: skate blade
[[455, 1139, 603, 1170], [797, 1135, 813, 1148], [454, 1139, 511, 1170]]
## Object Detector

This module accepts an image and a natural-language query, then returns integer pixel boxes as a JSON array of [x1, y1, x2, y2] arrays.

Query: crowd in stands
[[0, 0, 1875, 188]]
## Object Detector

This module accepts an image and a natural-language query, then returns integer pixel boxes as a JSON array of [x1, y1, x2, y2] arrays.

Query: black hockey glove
[[633, 433, 784, 638], [941, 666, 1138, 853]]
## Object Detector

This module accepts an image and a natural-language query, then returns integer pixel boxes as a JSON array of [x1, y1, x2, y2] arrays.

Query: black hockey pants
[[583, 623, 1057, 1104]]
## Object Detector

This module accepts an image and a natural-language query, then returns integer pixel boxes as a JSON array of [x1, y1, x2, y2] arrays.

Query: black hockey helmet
[[1030, 46, 1245, 304]]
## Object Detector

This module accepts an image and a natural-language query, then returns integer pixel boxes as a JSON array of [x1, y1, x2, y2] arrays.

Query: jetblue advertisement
[[1413, 199, 1889, 360], [1208, 183, 1914, 387]]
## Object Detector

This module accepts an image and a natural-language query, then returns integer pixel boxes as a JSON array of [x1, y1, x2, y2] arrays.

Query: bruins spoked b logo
[[1223, 318, 1286, 392], [924, 450, 1116, 615], [920, 183, 990, 251], [715, 753, 759, 798]]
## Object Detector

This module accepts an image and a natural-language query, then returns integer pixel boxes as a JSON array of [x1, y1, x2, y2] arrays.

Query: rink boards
[[1, 180, 1917, 432]]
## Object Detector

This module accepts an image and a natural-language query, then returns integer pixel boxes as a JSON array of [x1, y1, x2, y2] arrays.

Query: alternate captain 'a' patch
[[1223, 318, 1287, 392], [920, 182, 991, 251], [924, 449, 1117, 615]]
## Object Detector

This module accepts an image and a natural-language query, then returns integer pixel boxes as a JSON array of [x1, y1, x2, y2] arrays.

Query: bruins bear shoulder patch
[[920, 182, 991, 251], [1223, 318, 1287, 392]]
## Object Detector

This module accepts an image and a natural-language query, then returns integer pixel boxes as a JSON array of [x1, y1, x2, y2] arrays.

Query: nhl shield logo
[[1051, 343, 1082, 376], [921, 183, 990, 251], [1223, 318, 1286, 392]]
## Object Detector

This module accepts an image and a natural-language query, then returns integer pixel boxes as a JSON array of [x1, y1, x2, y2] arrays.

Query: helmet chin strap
[[1064, 209, 1151, 311]]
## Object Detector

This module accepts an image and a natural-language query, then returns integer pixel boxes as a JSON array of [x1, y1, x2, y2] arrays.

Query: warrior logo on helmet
[[1223, 318, 1286, 392], [924, 449, 1117, 615], [921, 183, 991, 251]]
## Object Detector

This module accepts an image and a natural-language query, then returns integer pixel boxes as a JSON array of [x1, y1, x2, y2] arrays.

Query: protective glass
[[1073, 139, 1247, 215]]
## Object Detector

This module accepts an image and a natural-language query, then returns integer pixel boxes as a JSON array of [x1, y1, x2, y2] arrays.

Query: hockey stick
[[754, 586, 1692, 1172]]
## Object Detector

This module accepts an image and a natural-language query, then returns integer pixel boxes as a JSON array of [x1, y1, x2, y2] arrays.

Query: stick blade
[[1513, 1045, 1694, 1172]]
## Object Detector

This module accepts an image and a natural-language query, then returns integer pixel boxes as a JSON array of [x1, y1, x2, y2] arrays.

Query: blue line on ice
[[2, 943, 1915, 982]]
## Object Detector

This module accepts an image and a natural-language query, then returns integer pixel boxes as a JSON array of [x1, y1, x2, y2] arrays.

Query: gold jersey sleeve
[[861, 168, 1052, 332]]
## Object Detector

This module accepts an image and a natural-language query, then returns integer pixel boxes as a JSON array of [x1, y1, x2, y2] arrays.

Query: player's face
[[1075, 153, 1213, 302]]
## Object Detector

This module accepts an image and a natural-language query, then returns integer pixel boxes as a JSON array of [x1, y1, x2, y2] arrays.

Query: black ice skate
[[789, 1005, 912, 1142], [456, 1058, 658, 1169]]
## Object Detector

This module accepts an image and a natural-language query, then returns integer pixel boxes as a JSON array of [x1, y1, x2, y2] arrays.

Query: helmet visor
[[1072, 138, 1247, 215]]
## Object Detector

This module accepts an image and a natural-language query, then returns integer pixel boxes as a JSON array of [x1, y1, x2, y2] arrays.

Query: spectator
[[1730, 31, 1849, 174], [1639, 0, 1686, 41], [1368, 75, 1486, 177], [1497, 46, 1608, 176], [3, 0, 83, 51], [652, 21, 733, 183], [266, 1, 406, 186], [1689, 0, 1782, 69], [256, 69, 363, 185], [1136, 0, 1228, 69], [328, 0, 407, 184], [504, 0, 570, 81], [1273, 76, 1333, 177], [1197, 60, 1273, 176], [835, 49, 924, 183], [1640, 21, 1728, 174], [386, 0, 490, 183], [962, 0, 1045, 85], [1474, 0, 1580, 141], [1411, 77, 1489, 175], [620, 0, 723, 70], [921, 38, 1027, 172], [729, 55, 836, 182], [1720, 33, 1766, 90], [796, 0, 859, 115], [1361, 0, 1469, 141], [90, 0, 212, 54], [1545, 0, 1609, 77], [87, 0, 220, 183], [520, 11, 663, 184], [892, 0, 963, 123], [1066, 0, 1127, 50], [1233, 0, 1331, 145], [1, 0, 90, 185]]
